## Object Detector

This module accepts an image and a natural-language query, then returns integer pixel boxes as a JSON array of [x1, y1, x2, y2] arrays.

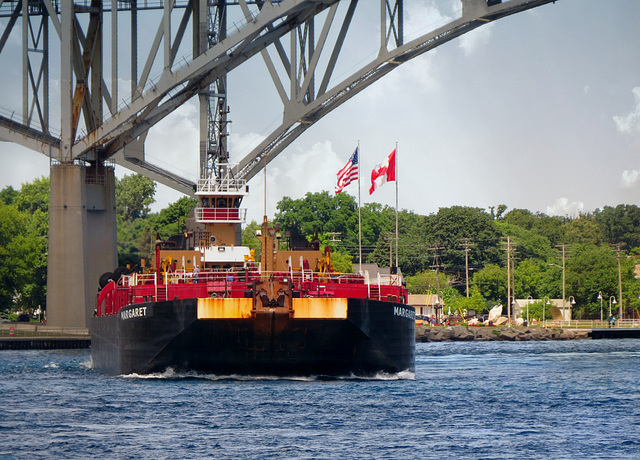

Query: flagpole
[[357, 140, 362, 273], [395, 141, 399, 271]]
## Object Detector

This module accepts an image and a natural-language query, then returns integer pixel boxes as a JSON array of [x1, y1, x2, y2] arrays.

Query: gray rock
[[414, 325, 592, 343], [497, 329, 519, 341], [451, 325, 475, 341]]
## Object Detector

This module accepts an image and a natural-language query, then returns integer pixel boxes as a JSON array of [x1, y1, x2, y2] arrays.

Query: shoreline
[[416, 324, 591, 342]]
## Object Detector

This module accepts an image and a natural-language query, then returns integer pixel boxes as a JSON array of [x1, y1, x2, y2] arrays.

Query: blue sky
[[1, 0, 639, 224]]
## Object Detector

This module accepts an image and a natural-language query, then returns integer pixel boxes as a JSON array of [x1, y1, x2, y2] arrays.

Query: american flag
[[335, 148, 359, 194]]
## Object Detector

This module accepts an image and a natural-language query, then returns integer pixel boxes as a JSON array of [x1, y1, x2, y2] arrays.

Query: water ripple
[[1, 341, 639, 458]]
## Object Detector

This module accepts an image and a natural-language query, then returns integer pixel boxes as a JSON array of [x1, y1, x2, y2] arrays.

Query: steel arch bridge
[[0, 0, 559, 327]]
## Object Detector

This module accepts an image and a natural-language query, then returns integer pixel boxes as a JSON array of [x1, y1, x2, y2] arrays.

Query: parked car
[[17, 313, 30, 322]]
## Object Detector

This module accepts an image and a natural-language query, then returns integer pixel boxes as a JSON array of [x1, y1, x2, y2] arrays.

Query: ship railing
[[96, 279, 137, 316], [113, 268, 406, 304], [377, 273, 402, 286], [195, 207, 247, 223], [162, 268, 261, 287], [302, 269, 314, 282], [129, 273, 157, 285], [549, 319, 640, 329], [261, 269, 404, 296], [196, 176, 247, 194], [127, 269, 400, 290], [127, 269, 262, 288], [266, 269, 403, 288]]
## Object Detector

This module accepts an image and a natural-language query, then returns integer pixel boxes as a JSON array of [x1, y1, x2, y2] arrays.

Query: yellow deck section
[[292, 298, 348, 319], [196, 297, 348, 319], [197, 298, 253, 319]]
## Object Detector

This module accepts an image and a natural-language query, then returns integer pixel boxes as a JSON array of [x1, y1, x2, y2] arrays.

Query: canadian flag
[[369, 149, 396, 195]]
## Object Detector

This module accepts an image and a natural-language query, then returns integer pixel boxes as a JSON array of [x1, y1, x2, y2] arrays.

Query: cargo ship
[[91, 164, 415, 377]]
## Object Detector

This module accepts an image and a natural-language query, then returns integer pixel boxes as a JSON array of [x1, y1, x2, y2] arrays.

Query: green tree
[[329, 250, 354, 273], [360, 202, 396, 250], [440, 286, 490, 316], [367, 209, 432, 275], [242, 221, 262, 259], [594, 205, 640, 249], [561, 213, 604, 245], [275, 191, 357, 237], [489, 204, 508, 220], [496, 222, 555, 262], [116, 174, 156, 221], [0, 202, 47, 313], [513, 258, 560, 300], [526, 300, 554, 322], [274, 192, 400, 267], [148, 196, 197, 240], [405, 270, 448, 294], [13, 176, 49, 214], [457, 289, 490, 315], [430, 206, 503, 277], [0, 186, 18, 205], [472, 264, 507, 307], [0, 179, 49, 313], [502, 208, 537, 229], [565, 244, 619, 319]]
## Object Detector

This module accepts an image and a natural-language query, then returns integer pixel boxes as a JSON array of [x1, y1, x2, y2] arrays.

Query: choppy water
[[1, 340, 639, 459]]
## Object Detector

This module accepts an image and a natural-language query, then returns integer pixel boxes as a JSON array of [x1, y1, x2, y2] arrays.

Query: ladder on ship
[[155, 281, 167, 302], [369, 284, 380, 301]]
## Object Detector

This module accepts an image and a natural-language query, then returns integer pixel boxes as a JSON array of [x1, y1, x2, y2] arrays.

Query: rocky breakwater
[[416, 325, 591, 342]]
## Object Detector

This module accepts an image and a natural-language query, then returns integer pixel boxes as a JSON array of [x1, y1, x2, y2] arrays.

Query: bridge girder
[[0, 0, 559, 193]]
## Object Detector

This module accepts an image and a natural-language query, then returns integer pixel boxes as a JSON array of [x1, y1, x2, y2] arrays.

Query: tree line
[[272, 191, 640, 319], [2, 175, 640, 319], [0, 174, 196, 318]]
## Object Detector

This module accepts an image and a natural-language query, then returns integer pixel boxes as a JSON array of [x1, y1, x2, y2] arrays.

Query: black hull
[[91, 298, 415, 377]]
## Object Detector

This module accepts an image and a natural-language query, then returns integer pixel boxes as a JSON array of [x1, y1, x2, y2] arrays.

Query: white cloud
[[229, 131, 267, 158], [458, 22, 494, 56], [403, 0, 492, 58], [145, 102, 199, 179], [404, 1, 458, 41], [240, 140, 341, 222], [613, 87, 640, 134], [546, 198, 584, 217], [621, 169, 640, 188], [269, 140, 338, 200]]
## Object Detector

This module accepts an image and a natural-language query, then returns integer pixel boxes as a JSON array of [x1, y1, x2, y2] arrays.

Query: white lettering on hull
[[393, 306, 415, 320], [120, 306, 148, 320]]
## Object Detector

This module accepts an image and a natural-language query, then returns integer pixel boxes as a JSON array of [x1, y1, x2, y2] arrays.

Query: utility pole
[[502, 237, 516, 326], [461, 239, 474, 298], [613, 243, 624, 318], [384, 233, 394, 270], [389, 238, 393, 269], [556, 244, 568, 315], [506, 236, 511, 326], [430, 244, 444, 307], [561, 245, 566, 305], [327, 232, 341, 243]]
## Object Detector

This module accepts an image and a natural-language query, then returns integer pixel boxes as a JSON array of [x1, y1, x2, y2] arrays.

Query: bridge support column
[[46, 163, 117, 327]]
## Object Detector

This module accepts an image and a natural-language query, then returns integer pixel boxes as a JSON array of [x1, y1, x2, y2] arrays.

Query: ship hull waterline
[[91, 298, 415, 377]]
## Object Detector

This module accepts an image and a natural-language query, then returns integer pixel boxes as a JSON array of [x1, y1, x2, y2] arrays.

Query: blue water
[[1, 340, 639, 459]]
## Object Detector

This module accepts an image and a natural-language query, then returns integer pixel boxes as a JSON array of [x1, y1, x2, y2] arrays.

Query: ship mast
[[202, 0, 230, 184], [190, 1, 249, 268]]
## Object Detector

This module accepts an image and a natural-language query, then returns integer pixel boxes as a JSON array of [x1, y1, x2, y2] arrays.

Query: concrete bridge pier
[[46, 163, 118, 327]]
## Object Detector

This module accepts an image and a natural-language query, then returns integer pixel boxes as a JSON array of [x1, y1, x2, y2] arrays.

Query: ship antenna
[[263, 151, 267, 218]]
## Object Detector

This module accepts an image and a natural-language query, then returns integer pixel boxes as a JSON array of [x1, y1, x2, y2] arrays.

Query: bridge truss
[[0, 0, 559, 190]]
